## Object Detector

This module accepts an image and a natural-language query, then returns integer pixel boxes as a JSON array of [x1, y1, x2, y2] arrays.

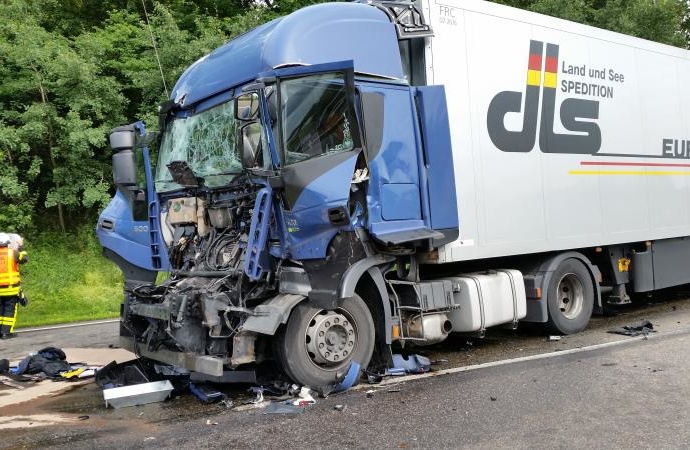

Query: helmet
[[0, 233, 9, 247]]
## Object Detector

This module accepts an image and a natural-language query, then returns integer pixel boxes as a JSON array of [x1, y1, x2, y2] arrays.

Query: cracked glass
[[155, 101, 242, 191]]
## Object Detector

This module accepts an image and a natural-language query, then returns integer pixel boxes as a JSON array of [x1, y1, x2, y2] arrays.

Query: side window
[[280, 72, 355, 165]]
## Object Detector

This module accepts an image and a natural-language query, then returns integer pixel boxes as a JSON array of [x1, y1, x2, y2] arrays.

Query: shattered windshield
[[155, 100, 242, 191]]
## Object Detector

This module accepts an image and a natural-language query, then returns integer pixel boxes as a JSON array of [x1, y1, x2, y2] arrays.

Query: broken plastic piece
[[291, 387, 315, 406], [189, 383, 226, 403], [264, 401, 305, 414], [548, 335, 562, 341], [608, 319, 656, 337], [391, 354, 431, 374], [95, 360, 150, 389], [332, 361, 361, 393]]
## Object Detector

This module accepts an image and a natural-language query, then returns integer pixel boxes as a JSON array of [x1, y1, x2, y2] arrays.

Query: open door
[[274, 62, 364, 260]]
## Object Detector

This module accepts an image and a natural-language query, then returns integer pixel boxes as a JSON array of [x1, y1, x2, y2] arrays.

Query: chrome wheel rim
[[304, 310, 356, 368], [557, 273, 584, 320]]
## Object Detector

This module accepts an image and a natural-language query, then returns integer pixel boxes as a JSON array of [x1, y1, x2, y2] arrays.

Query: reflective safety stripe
[[0, 248, 21, 296], [0, 305, 18, 332]]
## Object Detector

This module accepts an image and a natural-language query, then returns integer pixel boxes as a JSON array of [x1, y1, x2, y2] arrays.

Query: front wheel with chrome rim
[[276, 294, 375, 390]]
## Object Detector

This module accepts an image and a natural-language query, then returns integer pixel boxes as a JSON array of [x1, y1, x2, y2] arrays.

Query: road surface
[[2, 293, 690, 449]]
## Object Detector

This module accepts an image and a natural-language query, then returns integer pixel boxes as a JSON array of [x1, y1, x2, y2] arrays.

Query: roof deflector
[[366, 1, 433, 39]]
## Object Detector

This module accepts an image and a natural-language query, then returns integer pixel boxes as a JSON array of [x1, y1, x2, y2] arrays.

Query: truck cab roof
[[171, 2, 405, 107]]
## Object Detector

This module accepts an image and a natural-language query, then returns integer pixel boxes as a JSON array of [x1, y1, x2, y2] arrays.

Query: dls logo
[[487, 40, 602, 154]]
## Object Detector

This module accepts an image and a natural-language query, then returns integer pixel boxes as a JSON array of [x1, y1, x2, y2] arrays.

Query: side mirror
[[112, 150, 137, 187], [109, 125, 136, 151], [235, 92, 260, 121], [110, 124, 138, 187]]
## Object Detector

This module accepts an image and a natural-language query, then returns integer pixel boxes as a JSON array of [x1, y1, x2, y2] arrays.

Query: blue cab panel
[[172, 3, 403, 106], [282, 152, 360, 260], [415, 86, 459, 232], [97, 190, 160, 271]]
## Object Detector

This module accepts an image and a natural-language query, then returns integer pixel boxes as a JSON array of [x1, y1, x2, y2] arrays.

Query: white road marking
[[365, 326, 690, 388]]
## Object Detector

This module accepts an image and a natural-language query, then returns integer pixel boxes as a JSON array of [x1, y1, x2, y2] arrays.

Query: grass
[[16, 227, 124, 328]]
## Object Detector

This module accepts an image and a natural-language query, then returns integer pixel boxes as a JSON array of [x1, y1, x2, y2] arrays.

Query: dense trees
[[0, 0, 687, 233]]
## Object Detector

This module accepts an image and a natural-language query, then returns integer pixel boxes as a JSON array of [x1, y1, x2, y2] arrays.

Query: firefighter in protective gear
[[0, 233, 28, 339]]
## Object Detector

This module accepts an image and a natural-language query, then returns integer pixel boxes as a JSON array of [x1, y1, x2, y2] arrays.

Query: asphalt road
[[3, 294, 690, 449]]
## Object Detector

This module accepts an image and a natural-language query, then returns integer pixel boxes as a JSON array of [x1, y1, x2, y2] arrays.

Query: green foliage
[[497, 0, 688, 47], [18, 227, 123, 327]]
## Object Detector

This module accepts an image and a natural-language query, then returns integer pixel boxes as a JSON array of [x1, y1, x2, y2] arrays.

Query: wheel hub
[[306, 311, 356, 365], [557, 273, 584, 320]]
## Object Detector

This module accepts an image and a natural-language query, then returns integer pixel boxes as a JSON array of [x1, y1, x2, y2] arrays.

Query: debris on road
[[291, 386, 315, 406], [189, 383, 226, 404], [608, 319, 656, 337], [390, 354, 432, 374], [334, 404, 347, 412], [263, 402, 305, 415], [103, 380, 174, 408], [548, 335, 562, 341]]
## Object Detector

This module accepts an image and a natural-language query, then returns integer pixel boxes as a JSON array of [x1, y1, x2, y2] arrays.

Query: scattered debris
[[263, 402, 305, 415], [334, 404, 347, 412], [205, 419, 219, 425], [103, 380, 174, 408], [390, 354, 431, 374], [15, 347, 71, 378], [548, 335, 562, 341], [291, 386, 315, 406], [431, 359, 449, 365], [95, 360, 149, 389], [601, 363, 617, 367], [78, 415, 89, 421], [365, 390, 376, 398], [330, 361, 361, 394], [246, 386, 265, 404], [189, 383, 226, 404], [232, 400, 270, 412], [0, 376, 25, 390], [608, 319, 656, 337], [490, 396, 497, 401]]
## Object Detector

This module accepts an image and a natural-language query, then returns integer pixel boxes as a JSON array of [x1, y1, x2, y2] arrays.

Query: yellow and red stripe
[[543, 43, 558, 89], [527, 40, 543, 86]]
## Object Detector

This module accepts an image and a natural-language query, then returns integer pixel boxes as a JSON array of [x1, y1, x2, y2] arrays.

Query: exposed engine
[[122, 180, 277, 362]]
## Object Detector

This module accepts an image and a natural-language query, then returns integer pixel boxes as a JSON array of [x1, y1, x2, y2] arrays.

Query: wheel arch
[[524, 251, 602, 322], [338, 255, 394, 346]]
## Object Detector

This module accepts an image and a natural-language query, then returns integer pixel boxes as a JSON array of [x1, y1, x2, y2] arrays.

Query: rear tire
[[276, 294, 375, 390], [546, 258, 594, 334]]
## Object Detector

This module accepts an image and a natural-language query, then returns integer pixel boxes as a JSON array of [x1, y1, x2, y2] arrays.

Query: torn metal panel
[[240, 293, 305, 335], [103, 380, 174, 408]]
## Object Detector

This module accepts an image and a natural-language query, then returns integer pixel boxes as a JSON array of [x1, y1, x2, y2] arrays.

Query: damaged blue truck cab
[[99, 0, 690, 393], [98, 1, 458, 390]]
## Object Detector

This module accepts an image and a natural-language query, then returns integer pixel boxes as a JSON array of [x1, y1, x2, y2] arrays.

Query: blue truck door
[[273, 62, 364, 260]]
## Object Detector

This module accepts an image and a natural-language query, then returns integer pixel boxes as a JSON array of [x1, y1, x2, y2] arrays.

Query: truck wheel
[[547, 258, 594, 334], [276, 294, 375, 390]]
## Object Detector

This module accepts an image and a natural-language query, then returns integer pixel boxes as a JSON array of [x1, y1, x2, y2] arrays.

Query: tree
[[0, 3, 125, 232]]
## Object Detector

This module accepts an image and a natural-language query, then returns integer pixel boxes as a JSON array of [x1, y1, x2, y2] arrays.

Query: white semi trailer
[[99, 0, 690, 390]]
